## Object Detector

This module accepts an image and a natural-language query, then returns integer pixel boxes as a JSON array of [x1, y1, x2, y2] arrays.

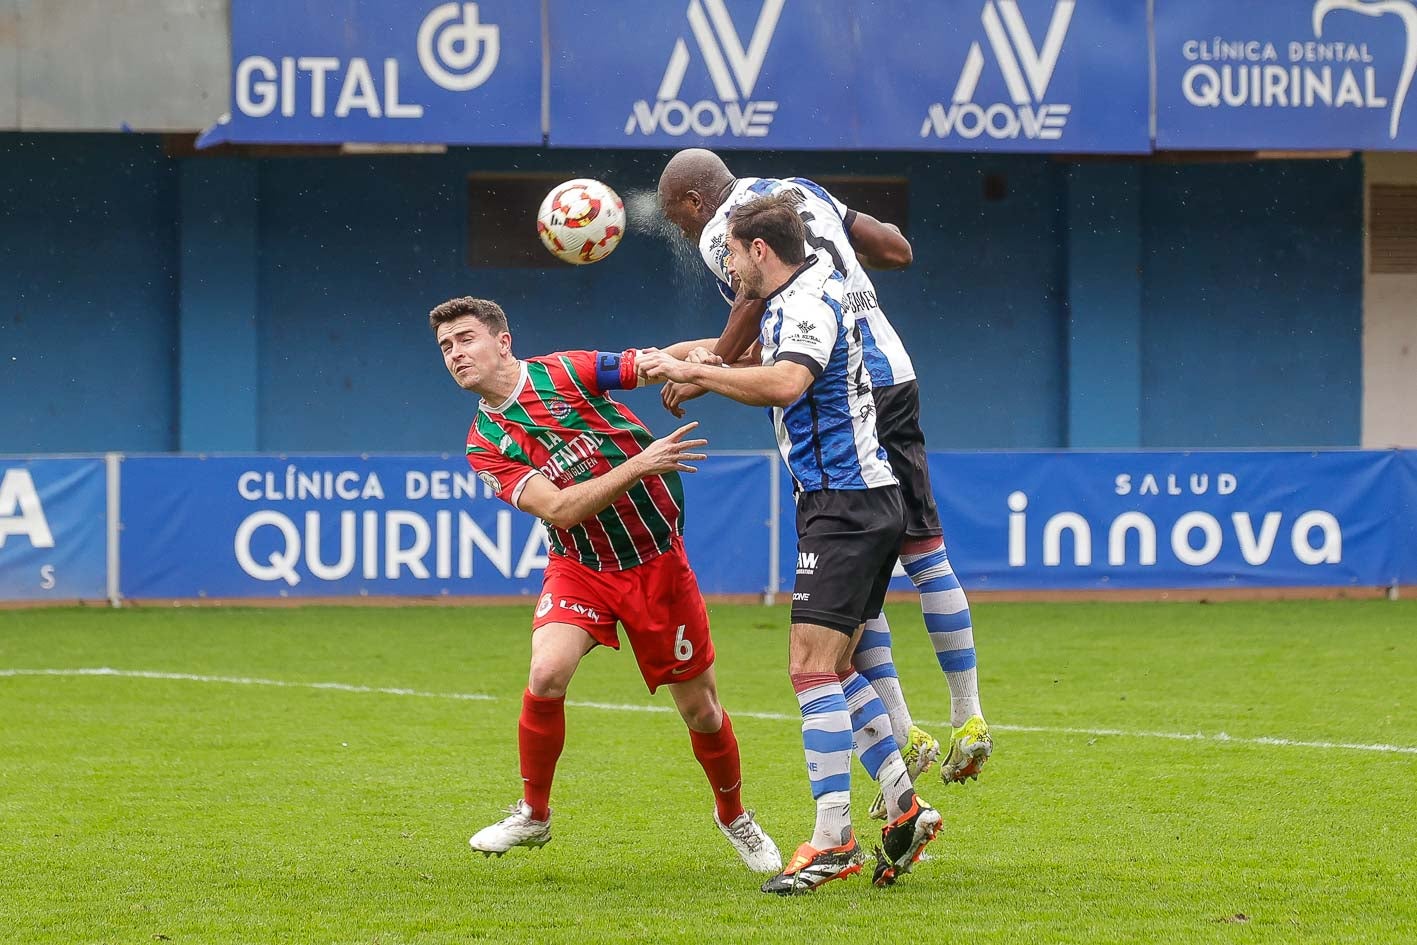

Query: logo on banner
[[1004, 470, 1344, 571], [1177, 0, 1417, 140], [418, 2, 501, 91], [921, 0, 1075, 141], [230, 2, 503, 124], [626, 0, 785, 138], [0, 470, 55, 550]]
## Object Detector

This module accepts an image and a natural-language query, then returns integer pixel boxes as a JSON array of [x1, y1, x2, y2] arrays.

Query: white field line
[[4, 667, 1417, 757]]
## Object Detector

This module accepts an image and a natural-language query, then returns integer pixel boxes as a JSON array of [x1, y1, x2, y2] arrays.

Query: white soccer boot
[[469, 800, 552, 856], [714, 809, 783, 873]]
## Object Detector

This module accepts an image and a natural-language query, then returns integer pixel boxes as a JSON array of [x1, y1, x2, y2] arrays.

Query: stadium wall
[[1362, 153, 1417, 449], [1, 133, 1365, 455]]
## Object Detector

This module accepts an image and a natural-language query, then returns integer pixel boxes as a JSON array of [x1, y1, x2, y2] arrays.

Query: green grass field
[[2, 600, 1414, 944]]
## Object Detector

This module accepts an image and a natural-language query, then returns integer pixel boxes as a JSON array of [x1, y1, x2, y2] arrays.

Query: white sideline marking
[[4, 668, 1417, 757], [0, 667, 497, 701]]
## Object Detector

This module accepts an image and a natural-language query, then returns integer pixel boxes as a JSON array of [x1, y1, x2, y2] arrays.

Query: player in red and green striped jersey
[[431, 296, 780, 874]]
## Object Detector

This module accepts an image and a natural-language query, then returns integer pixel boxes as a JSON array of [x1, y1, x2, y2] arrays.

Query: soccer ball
[[536, 178, 625, 265]]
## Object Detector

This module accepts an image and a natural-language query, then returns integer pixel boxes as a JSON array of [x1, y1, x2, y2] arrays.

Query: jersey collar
[[765, 253, 822, 303], [479, 360, 529, 415]]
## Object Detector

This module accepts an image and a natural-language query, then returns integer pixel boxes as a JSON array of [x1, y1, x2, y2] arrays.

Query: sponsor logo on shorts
[[535, 593, 553, 618], [670, 665, 694, 675], [796, 551, 819, 575], [792, 592, 810, 601], [559, 599, 602, 622]]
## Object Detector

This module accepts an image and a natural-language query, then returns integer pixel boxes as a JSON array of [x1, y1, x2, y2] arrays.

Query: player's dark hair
[[727, 191, 806, 266], [429, 297, 510, 335]]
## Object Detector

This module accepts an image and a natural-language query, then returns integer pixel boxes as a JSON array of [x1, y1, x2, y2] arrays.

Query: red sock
[[690, 711, 745, 825], [518, 689, 565, 821]]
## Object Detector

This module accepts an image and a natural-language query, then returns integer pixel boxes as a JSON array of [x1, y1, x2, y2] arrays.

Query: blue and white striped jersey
[[759, 253, 897, 494], [699, 176, 916, 388]]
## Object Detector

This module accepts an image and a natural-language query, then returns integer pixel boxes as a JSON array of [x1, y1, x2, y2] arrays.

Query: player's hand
[[662, 380, 707, 417], [685, 346, 722, 365], [636, 421, 708, 475], [636, 347, 691, 384]]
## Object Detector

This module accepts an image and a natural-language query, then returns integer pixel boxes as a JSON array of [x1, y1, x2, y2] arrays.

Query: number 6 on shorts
[[674, 624, 693, 661]]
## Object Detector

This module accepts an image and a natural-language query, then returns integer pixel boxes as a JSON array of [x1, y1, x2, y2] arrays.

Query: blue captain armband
[[596, 351, 630, 390]]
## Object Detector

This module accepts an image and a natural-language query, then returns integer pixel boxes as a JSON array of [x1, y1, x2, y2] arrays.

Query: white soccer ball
[[536, 178, 625, 265]]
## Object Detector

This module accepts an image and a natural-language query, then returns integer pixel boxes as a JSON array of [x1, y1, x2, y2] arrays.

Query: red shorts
[[532, 538, 714, 692]]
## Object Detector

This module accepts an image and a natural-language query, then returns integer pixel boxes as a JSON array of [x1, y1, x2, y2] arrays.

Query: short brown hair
[[727, 191, 806, 265], [428, 296, 509, 335]]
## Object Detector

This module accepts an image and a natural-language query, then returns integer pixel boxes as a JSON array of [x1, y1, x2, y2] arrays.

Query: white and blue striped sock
[[901, 542, 983, 727], [841, 670, 914, 821], [852, 613, 914, 751], [792, 671, 854, 850]]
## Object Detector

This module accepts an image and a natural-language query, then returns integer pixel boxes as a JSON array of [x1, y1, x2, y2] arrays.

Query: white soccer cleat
[[715, 809, 783, 873], [469, 800, 552, 856]]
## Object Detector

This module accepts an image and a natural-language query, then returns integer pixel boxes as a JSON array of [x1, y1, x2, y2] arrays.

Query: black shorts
[[873, 380, 943, 540], [791, 486, 906, 635]]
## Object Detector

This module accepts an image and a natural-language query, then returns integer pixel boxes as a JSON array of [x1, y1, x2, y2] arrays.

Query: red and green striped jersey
[[463, 350, 686, 572]]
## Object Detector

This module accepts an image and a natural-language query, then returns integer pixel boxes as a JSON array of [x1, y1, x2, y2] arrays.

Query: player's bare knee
[[677, 698, 722, 732], [526, 657, 574, 699]]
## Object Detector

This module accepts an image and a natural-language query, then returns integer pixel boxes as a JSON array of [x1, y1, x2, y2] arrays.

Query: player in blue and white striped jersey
[[637, 192, 941, 895], [698, 175, 916, 393], [658, 149, 993, 807], [758, 254, 895, 492]]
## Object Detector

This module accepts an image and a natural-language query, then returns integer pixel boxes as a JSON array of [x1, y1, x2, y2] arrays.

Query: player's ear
[[498, 331, 512, 356]]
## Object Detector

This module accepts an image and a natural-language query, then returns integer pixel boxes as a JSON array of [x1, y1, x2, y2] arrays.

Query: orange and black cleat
[[873, 794, 943, 887], [760, 837, 866, 895]]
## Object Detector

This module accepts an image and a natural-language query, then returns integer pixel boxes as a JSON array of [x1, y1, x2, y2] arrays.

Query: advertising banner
[[1399, 449, 1417, 586], [198, 1, 542, 147], [549, 0, 1150, 152], [0, 458, 107, 601], [1156, 0, 1417, 150], [777, 450, 1404, 594], [119, 454, 773, 599]]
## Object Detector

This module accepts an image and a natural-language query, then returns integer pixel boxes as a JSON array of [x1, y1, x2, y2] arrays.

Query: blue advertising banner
[[1155, 0, 1417, 150], [0, 458, 107, 601], [777, 450, 1404, 594], [549, 0, 1150, 152], [119, 454, 772, 600], [198, 1, 542, 147], [924, 450, 1401, 591], [870, 0, 1151, 153], [1399, 450, 1417, 586]]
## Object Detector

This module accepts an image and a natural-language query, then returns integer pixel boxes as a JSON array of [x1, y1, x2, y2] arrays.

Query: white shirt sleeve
[[773, 296, 838, 377]]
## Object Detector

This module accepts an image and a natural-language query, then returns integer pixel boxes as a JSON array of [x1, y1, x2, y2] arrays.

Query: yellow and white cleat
[[940, 715, 992, 784], [868, 725, 941, 820]]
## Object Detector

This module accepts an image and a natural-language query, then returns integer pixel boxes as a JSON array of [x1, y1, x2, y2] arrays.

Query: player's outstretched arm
[[848, 210, 913, 270], [513, 422, 708, 529], [662, 338, 721, 361], [714, 294, 767, 364], [661, 294, 765, 417], [639, 349, 812, 409]]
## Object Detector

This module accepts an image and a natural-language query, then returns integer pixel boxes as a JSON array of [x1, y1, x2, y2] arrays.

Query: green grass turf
[[1, 600, 1414, 944]]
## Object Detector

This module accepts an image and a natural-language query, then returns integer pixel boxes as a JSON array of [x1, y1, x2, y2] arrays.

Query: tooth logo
[[1314, 0, 1417, 138]]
